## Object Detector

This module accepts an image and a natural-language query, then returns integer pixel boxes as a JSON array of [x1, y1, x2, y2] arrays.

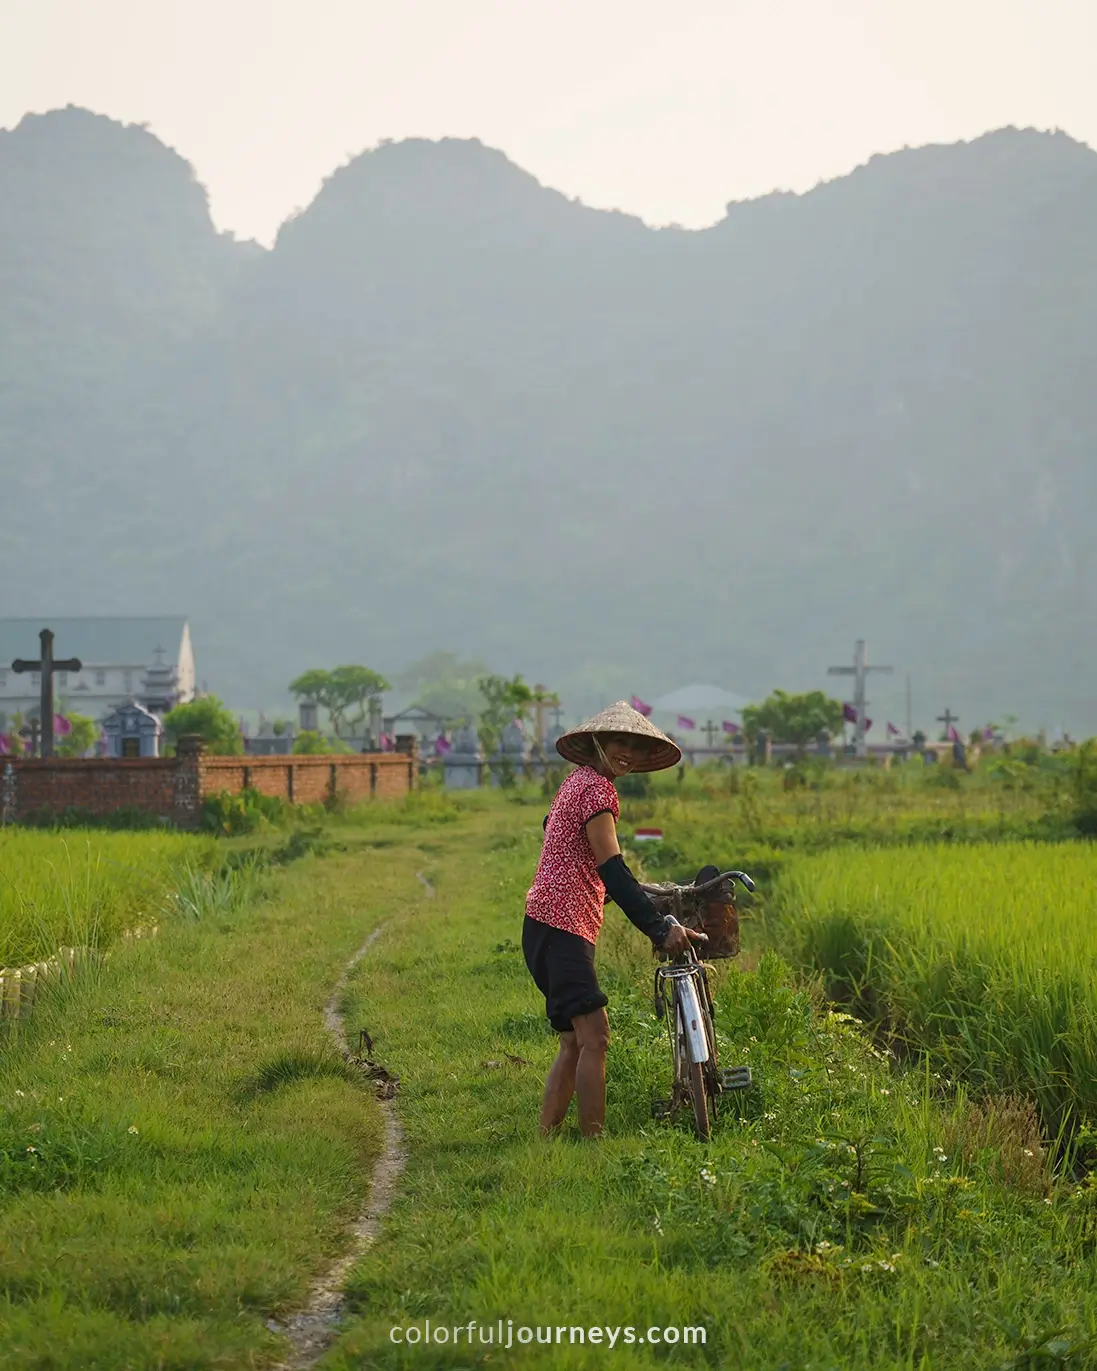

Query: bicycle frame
[[656, 960, 710, 1064], [650, 869, 756, 1139]]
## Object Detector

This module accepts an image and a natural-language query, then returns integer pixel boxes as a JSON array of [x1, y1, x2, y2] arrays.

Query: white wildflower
[[127, 1125, 139, 1135]]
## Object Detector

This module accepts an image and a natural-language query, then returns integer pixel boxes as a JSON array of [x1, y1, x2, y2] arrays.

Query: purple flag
[[54, 713, 72, 737], [380, 732, 395, 751], [0, 734, 10, 755], [676, 715, 696, 731], [983, 725, 996, 741], [947, 725, 962, 743], [886, 722, 901, 737], [630, 695, 653, 718], [722, 720, 741, 735], [434, 735, 452, 756], [843, 702, 858, 724]]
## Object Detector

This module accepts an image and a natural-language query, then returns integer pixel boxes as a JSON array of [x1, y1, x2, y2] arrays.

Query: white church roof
[[0, 617, 188, 666]]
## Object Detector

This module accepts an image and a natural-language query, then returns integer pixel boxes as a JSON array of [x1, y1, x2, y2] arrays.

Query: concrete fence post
[[172, 734, 206, 830], [1, 763, 16, 826]]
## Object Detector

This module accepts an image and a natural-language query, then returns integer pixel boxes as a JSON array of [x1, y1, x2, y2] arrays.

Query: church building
[[0, 617, 196, 730]]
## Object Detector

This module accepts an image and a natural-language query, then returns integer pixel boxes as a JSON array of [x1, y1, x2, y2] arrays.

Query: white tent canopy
[[651, 684, 750, 716]]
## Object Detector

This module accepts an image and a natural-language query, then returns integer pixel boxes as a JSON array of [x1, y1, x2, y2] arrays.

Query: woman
[[523, 701, 704, 1137]]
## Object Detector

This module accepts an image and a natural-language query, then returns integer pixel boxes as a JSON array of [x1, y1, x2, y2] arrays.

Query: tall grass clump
[[161, 854, 268, 923], [0, 830, 214, 966], [770, 842, 1097, 1133]]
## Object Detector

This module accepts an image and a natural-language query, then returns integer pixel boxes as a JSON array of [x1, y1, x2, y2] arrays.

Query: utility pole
[[827, 639, 894, 759], [905, 674, 912, 739]]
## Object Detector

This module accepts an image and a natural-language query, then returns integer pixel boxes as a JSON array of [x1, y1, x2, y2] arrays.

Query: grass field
[[3, 776, 1097, 1368], [318, 794, 1097, 1370], [0, 828, 218, 967], [767, 843, 1097, 1137]]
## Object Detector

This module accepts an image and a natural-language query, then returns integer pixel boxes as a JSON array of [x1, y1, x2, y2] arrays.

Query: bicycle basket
[[643, 880, 741, 959]]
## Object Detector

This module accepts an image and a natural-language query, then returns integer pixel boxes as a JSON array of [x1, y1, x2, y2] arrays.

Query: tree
[[162, 696, 244, 755], [292, 729, 353, 755], [741, 690, 845, 753], [56, 711, 98, 758], [289, 666, 390, 737], [476, 673, 533, 755]]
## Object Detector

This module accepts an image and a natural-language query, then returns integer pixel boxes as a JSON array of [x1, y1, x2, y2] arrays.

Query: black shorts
[[522, 916, 608, 1033]]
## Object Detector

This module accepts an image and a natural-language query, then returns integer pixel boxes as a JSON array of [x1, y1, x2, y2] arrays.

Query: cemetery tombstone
[[492, 718, 530, 786], [444, 722, 484, 789], [752, 728, 772, 767], [368, 697, 384, 751], [102, 700, 163, 758]]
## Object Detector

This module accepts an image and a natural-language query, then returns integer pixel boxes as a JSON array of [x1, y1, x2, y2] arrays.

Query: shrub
[[201, 787, 290, 836]]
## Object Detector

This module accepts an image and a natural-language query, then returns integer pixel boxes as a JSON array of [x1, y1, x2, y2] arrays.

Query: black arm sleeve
[[597, 854, 672, 945]]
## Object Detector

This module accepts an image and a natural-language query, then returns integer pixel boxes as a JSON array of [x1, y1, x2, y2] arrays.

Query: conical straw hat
[[556, 701, 682, 773]]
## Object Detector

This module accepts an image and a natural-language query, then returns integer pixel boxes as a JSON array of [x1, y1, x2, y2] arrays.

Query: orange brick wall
[[0, 750, 416, 828]]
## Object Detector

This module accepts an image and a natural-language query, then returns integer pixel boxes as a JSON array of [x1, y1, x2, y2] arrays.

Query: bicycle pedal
[[651, 1097, 674, 1119], [720, 1066, 753, 1091]]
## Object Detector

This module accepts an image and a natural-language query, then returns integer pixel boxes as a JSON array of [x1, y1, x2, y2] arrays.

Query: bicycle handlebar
[[640, 869, 756, 897]]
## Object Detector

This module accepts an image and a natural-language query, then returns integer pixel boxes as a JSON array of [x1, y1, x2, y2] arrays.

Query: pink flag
[[0, 734, 10, 755], [722, 720, 741, 735], [886, 722, 901, 737], [53, 713, 72, 737], [630, 695, 653, 718], [947, 725, 962, 743], [381, 733, 395, 751], [676, 715, 696, 731], [434, 735, 452, 756]]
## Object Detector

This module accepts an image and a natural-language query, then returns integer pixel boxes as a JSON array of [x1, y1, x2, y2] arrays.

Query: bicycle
[[643, 868, 756, 1141]]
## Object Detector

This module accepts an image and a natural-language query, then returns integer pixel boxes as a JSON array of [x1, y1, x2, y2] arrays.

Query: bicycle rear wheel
[[688, 1060, 711, 1140]]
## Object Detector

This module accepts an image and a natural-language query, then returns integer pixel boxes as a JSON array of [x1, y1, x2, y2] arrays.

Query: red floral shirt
[[525, 765, 620, 945]]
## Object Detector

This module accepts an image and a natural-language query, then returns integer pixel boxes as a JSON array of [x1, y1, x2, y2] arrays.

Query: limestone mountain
[[2, 108, 1095, 731]]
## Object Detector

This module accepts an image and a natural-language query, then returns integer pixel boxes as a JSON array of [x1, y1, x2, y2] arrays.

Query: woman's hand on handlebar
[[660, 923, 707, 957]]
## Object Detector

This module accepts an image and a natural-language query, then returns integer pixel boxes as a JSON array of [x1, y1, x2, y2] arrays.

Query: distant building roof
[[651, 684, 750, 715], [0, 617, 189, 666]]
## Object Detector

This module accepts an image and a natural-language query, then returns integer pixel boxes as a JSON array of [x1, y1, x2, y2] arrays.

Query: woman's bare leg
[[572, 1007, 611, 1138], [539, 1032, 579, 1135]]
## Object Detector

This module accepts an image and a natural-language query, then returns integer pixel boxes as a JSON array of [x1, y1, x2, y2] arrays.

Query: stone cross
[[20, 717, 41, 756], [828, 638, 893, 759], [531, 686, 560, 757], [11, 630, 82, 758], [936, 707, 959, 739], [701, 720, 720, 748]]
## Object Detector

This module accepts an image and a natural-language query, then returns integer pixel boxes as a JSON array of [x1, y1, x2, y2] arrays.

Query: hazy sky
[[3, 0, 1095, 244]]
